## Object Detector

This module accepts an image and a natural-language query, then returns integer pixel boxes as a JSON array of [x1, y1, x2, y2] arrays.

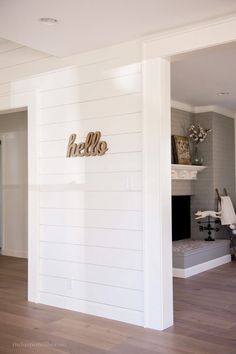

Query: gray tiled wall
[[191, 113, 215, 240], [212, 112, 235, 239]]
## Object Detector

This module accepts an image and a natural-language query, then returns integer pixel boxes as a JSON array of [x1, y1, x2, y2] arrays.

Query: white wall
[[0, 41, 142, 325], [0, 37, 146, 326], [0, 36, 173, 329], [36, 47, 143, 324], [0, 111, 28, 258]]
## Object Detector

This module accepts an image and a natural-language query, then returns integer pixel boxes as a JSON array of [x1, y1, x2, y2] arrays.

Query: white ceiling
[[1, 0, 236, 57], [171, 42, 236, 112]]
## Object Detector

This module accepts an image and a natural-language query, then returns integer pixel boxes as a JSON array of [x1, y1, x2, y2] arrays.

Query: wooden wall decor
[[66, 132, 108, 157]]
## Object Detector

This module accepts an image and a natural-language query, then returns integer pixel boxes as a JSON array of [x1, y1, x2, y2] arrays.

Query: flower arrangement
[[188, 124, 211, 144]]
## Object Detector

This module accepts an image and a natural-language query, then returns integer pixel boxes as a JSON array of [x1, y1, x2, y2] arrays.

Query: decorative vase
[[192, 145, 204, 166]]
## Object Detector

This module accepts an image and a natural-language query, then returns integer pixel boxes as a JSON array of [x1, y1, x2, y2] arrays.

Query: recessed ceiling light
[[39, 17, 59, 25], [217, 91, 230, 96]]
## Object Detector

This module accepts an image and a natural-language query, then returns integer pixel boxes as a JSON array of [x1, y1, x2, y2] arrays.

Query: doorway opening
[[0, 109, 28, 297], [171, 42, 236, 274], [170, 42, 236, 326], [142, 15, 236, 331]]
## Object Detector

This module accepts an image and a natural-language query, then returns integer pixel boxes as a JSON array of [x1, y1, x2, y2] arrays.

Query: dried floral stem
[[189, 124, 211, 144]]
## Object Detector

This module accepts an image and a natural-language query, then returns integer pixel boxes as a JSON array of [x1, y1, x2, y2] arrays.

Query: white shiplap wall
[[37, 47, 143, 325], [0, 38, 143, 326]]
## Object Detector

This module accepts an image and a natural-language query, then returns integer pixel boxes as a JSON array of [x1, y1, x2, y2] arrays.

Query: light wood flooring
[[0, 255, 236, 353]]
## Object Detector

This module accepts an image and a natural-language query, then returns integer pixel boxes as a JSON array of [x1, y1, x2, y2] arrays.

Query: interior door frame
[[0, 90, 39, 303], [142, 14, 236, 330], [0, 135, 5, 254]]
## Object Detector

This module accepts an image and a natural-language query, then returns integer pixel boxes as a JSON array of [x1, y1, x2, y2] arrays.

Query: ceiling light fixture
[[39, 17, 59, 25], [217, 91, 230, 96]]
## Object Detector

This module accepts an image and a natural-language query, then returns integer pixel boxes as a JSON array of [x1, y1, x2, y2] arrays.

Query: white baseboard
[[1, 248, 28, 259], [173, 254, 231, 278]]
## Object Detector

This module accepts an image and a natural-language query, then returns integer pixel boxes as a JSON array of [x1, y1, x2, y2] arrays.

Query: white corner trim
[[173, 254, 231, 278], [1, 248, 28, 259], [142, 56, 173, 330], [171, 100, 235, 118]]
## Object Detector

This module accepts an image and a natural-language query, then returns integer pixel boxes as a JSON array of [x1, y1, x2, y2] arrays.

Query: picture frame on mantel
[[172, 135, 191, 165]]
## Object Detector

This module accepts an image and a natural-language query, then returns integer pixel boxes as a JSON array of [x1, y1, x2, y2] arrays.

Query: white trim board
[[142, 56, 173, 330], [173, 255, 231, 278], [1, 248, 27, 259], [171, 100, 235, 119], [193, 105, 235, 118], [171, 100, 193, 113], [144, 14, 236, 59]]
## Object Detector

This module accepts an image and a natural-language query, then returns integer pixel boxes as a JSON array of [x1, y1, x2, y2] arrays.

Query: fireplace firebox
[[172, 196, 191, 241]]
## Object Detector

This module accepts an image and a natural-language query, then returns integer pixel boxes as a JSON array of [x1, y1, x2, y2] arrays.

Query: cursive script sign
[[66, 132, 108, 157]]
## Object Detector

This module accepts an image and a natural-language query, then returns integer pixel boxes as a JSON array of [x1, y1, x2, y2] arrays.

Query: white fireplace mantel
[[171, 164, 206, 180]]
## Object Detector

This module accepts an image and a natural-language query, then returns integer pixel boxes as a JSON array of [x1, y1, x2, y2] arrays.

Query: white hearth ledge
[[173, 255, 231, 278], [171, 164, 206, 180]]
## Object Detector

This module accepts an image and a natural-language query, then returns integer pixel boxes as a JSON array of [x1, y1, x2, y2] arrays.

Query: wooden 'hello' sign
[[67, 131, 108, 157]]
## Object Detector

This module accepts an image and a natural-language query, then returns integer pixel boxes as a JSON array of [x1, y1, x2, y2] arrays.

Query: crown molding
[[171, 100, 192, 113], [143, 13, 236, 44], [171, 100, 235, 118], [193, 105, 235, 118]]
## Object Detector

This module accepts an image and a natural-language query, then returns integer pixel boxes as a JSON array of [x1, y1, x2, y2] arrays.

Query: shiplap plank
[[40, 208, 142, 230], [0, 40, 141, 87], [40, 133, 141, 157], [39, 114, 141, 142], [39, 292, 143, 326], [40, 191, 142, 211], [40, 275, 143, 311], [39, 171, 142, 192], [40, 259, 143, 290], [40, 93, 141, 124], [0, 90, 34, 111], [0, 38, 22, 53], [40, 243, 142, 270], [14, 60, 141, 92], [0, 82, 15, 96], [40, 225, 142, 250], [40, 152, 141, 175], [0, 56, 60, 86], [39, 74, 141, 108], [0, 46, 48, 69]]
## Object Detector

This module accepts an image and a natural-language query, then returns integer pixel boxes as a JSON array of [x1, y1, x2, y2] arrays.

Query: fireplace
[[172, 196, 191, 241]]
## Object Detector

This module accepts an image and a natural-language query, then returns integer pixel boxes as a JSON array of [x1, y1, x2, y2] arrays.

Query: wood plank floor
[[0, 256, 236, 353]]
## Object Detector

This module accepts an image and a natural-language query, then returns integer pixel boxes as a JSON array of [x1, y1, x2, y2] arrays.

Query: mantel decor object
[[195, 210, 221, 241], [172, 135, 191, 165], [192, 145, 204, 166], [188, 124, 211, 166]]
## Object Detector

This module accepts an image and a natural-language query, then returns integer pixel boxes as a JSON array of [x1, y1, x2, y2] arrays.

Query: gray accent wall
[[171, 108, 235, 241], [213, 112, 235, 204], [190, 113, 215, 240], [213, 112, 235, 239]]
